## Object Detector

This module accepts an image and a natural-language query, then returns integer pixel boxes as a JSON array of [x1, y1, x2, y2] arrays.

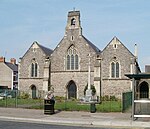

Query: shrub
[[70, 97, 76, 101], [84, 84, 96, 96], [101, 95, 118, 101], [110, 95, 118, 101], [20, 92, 30, 99], [101, 95, 109, 101], [55, 96, 65, 102]]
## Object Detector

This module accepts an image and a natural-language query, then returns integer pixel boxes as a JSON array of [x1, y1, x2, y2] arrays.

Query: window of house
[[31, 61, 38, 77], [66, 45, 79, 70], [13, 72, 18, 82], [111, 61, 120, 78]]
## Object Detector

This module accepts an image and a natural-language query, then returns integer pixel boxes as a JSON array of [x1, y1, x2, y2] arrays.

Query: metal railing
[[0, 89, 125, 112]]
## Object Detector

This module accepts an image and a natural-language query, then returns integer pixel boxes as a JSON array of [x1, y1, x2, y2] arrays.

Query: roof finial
[[73, 7, 75, 11]]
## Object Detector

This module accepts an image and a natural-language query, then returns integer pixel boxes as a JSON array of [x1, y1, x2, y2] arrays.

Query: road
[[0, 120, 122, 129]]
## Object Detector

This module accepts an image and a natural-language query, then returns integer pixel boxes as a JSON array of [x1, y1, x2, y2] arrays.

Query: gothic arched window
[[75, 54, 78, 69], [67, 55, 70, 70], [31, 63, 34, 77], [66, 45, 79, 70], [31, 61, 38, 77], [111, 62, 120, 78], [71, 55, 74, 70], [111, 62, 115, 78], [116, 62, 119, 78]]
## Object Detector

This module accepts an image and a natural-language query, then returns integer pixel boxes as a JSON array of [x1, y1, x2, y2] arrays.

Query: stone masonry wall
[[19, 44, 46, 91], [100, 38, 135, 98], [51, 35, 97, 98], [51, 72, 94, 98]]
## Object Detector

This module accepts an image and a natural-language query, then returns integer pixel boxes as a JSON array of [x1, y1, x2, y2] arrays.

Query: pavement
[[0, 107, 150, 128]]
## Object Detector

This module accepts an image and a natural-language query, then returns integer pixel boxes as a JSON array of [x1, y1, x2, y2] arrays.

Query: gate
[[122, 91, 132, 112]]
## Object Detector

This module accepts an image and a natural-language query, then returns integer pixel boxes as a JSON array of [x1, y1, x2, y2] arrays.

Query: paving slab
[[0, 107, 150, 128]]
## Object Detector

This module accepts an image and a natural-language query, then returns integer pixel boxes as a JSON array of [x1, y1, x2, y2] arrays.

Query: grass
[[0, 98, 122, 112], [0, 98, 43, 108], [55, 100, 122, 112]]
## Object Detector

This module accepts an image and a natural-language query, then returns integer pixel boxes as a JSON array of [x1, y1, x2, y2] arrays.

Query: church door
[[31, 85, 36, 99], [139, 81, 149, 98], [67, 81, 77, 99]]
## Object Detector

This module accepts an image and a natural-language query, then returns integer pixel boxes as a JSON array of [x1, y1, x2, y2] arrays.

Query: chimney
[[134, 44, 138, 61], [10, 58, 16, 64], [0, 57, 5, 62]]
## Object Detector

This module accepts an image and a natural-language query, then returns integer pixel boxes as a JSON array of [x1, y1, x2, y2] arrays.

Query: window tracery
[[31, 59, 38, 77], [66, 45, 79, 70], [111, 61, 120, 78]]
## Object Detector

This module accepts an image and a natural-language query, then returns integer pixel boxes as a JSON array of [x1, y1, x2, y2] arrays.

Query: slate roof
[[20, 41, 53, 59], [37, 43, 53, 56], [5, 62, 18, 72], [82, 36, 101, 53]]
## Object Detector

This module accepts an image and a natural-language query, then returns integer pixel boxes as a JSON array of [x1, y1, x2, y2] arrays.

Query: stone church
[[19, 10, 140, 99]]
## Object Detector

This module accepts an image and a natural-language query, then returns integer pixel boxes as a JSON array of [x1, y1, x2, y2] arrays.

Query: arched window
[[111, 62, 120, 78], [75, 54, 78, 69], [67, 55, 70, 70], [71, 18, 76, 25], [71, 55, 74, 70], [116, 62, 119, 78], [31, 61, 38, 77], [66, 45, 79, 70], [139, 81, 149, 98], [111, 62, 115, 78], [31, 63, 34, 77], [35, 63, 38, 77]]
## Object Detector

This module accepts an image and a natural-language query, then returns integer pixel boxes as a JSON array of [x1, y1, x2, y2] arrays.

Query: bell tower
[[65, 11, 82, 36]]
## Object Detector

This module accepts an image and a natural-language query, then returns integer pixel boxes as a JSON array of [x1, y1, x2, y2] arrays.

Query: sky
[[0, 0, 150, 72]]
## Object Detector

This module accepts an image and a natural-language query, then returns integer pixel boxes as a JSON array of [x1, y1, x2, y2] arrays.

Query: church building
[[19, 10, 140, 99]]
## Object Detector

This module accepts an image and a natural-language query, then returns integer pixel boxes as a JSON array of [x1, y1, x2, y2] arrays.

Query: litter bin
[[90, 103, 96, 113], [44, 99, 55, 114]]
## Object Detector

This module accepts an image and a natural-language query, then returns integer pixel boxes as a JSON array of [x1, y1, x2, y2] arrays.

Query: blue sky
[[0, 0, 150, 71]]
